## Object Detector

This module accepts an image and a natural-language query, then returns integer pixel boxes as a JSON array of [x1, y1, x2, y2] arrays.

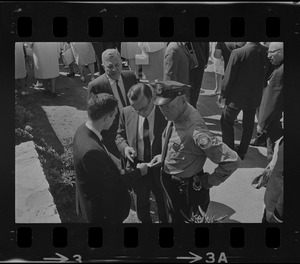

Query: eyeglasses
[[267, 48, 282, 54]]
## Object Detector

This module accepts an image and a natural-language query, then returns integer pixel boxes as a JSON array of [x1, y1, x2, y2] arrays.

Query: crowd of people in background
[[15, 42, 284, 224]]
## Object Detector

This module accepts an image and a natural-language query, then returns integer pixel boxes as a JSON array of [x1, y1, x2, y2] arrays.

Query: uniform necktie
[[115, 79, 128, 107], [143, 117, 151, 162]]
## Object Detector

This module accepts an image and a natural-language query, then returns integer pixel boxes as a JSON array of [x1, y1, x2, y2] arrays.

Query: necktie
[[143, 117, 151, 162], [115, 79, 127, 107]]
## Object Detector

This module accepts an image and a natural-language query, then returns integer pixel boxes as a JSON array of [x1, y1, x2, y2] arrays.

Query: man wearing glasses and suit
[[116, 83, 168, 223], [88, 49, 138, 157]]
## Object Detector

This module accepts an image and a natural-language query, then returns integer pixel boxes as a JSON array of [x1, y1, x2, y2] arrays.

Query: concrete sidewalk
[[199, 70, 268, 223], [15, 141, 61, 223]]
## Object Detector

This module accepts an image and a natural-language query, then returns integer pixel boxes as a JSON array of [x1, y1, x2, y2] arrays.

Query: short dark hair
[[127, 83, 152, 101], [87, 93, 118, 121]]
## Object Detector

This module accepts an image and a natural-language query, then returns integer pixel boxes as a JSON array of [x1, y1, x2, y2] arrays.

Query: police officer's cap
[[151, 80, 191, 105]]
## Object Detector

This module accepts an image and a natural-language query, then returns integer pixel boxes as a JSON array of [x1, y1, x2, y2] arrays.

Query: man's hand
[[124, 146, 135, 163], [257, 124, 263, 134], [149, 154, 162, 168], [201, 172, 213, 189], [137, 163, 148, 176], [217, 95, 225, 109]]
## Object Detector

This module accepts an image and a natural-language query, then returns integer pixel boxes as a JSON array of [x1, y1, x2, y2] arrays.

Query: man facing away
[[73, 93, 148, 223], [116, 83, 168, 223], [218, 42, 267, 160]]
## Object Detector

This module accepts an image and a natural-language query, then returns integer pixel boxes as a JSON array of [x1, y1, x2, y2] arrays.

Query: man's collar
[[106, 73, 122, 83], [85, 121, 103, 141]]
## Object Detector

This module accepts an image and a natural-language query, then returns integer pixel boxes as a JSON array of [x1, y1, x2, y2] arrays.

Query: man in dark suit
[[257, 42, 283, 163], [87, 49, 138, 157], [218, 42, 267, 160], [164, 42, 190, 85], [189, 42, 210, 108], [164, 42, 209, 107], [73, 93, 148, 223], [116, 83, 168, 223]]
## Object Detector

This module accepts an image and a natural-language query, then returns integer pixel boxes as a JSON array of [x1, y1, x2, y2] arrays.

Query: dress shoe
[[237, 152, 245, 160], [234, 146, 245, 160], [249, 138, 266, 147], [67, 72, 75, 78]]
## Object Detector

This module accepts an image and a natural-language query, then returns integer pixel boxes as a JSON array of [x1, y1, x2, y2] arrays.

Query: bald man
[[257, 42, 284, 162]]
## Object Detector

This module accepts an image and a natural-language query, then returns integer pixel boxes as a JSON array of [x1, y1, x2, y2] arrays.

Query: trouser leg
[[220, 106, 240, 150], [238, 108, 256, 155], [189, 184, 210, 214], [160, 174, 188, 223], [151, 179, 168, 223], [266, 119, 283, 163], [132, 175, 152, 223]]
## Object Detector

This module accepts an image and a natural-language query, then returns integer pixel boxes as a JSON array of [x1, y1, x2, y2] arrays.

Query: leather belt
[[162, 170, 205, 191]]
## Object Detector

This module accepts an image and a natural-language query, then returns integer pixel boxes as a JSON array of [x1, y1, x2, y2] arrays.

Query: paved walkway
[[15, 141, 61, 223], [198, 69, 267, 223]]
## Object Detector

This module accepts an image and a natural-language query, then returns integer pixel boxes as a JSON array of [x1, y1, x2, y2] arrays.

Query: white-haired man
[[87, 49, 138, 157]]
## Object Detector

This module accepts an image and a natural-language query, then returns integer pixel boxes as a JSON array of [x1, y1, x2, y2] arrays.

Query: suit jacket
[[189, 42, 210, 106], [258, 64, 283, 131], [164, 42, 190, 85], [73, 123, 141, 223], [215, 42, 244, 70], [221, 42, 267, 110], [87, 71, 138, 157], [115, 105, 167, 185]]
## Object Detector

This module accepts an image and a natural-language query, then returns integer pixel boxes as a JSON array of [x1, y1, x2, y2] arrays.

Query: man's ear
[[102, 114, 109, 123]]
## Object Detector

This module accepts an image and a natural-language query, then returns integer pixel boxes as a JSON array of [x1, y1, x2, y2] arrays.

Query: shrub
[[181, 205, 227, 223], [15, 104, 33, 129], [34, 137, 76, 207]]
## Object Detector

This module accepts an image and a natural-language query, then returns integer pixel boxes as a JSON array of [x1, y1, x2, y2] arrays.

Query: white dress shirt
[[106, 74, 127, 112], [137, 105, 156, 161]]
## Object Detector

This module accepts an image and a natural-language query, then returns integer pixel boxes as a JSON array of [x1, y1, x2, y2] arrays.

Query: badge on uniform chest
[[172, 142, 181, 152]]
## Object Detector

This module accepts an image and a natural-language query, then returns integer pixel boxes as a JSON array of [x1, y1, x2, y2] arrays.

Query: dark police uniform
[[152, 80, 241, 223]]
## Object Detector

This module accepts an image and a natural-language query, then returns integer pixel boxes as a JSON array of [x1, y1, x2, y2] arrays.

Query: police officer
[[150, 80, 241, 223]]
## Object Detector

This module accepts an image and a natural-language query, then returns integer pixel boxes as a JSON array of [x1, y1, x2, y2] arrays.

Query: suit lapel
[[104, 74, 113, 94], [153, 106, 163, 138], [85, 125, 118, 172], [121, 72, 130, 106], [132, 108, 139, 154]]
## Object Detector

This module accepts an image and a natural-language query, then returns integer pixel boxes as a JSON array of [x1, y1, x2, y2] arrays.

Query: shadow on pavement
[[238, 146, 268, 169], [207, 201, 240, 223], [25, 68, 89, 111]]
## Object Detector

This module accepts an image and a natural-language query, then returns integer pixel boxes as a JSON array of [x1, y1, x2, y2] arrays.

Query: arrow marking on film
[[177, 252, 203, 263], [43, 253, 69, 262]]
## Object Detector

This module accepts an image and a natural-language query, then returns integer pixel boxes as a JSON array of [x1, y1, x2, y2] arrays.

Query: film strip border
[[8, 225, 296, 262], [17, 16, 282, 39], [16, 226, 281, 248], [7, 2, 300, 40], [2, 2, 300, 262]]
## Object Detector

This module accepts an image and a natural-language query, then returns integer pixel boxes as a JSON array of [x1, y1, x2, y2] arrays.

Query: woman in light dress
[[15, 42, 27, 91], [70, 42, 96, 82], [28, 42, 60, 97], [121, 42, 166, 81], [209, 42, 225, 96]]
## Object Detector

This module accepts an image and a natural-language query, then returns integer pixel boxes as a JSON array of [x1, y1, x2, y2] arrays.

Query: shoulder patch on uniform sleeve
[[197, 133, 212, 149]]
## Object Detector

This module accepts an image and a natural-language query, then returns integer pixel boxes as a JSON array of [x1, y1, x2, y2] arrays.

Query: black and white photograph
[[15, 41, 284, 224]]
